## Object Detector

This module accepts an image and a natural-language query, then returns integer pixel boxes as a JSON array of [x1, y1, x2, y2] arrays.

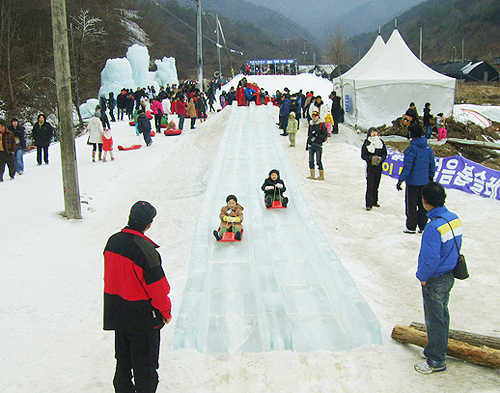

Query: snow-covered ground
[[1, 75, 500, 392]]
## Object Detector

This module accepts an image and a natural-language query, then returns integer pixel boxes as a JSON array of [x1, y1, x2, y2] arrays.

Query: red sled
[[164, 129, 182, 136], [117, 144, 142, 151], [217, 229, 243, 242], [129, 121, 135, 126], [150, 130, 156, 137], [266, 200, 287, 209], [160, 124, 167, 128]]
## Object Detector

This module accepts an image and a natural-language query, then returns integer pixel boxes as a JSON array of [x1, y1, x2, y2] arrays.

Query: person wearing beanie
[[213, 195, 244, 241], [397, 123, 436, 233], [361, 127, 387, 210], [286, 112, 299, 147], [103, 201, 172, 392], [101, 128, 115, 162], [261, 169, 288, 208], [87, 110, 105, 161], [136, 109, 153, 146], [306, 111, 328, 180]]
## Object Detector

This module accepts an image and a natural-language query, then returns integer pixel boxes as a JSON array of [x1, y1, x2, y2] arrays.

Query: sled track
[[174, 104, 381, 353]]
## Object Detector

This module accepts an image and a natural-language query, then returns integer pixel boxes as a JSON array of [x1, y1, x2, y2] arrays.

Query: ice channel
[[173, 104, 382, 353]]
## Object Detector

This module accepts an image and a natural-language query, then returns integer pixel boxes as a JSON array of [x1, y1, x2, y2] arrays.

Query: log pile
[[391, 322, 500, 368]]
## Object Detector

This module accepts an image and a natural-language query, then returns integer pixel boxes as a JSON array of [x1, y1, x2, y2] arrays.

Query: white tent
[[339, 29, 456, 129]]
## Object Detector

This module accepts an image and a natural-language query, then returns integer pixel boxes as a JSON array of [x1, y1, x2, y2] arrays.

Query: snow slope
[[1, 75, 499, 392]]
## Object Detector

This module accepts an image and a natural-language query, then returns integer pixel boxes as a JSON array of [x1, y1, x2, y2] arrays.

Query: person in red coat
[[104, 201, 172, 393], [176, 96, 187, 130]]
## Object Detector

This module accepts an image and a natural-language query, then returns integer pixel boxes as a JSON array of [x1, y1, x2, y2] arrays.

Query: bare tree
[[69, 9, 106, 127], [324, 24, 351, 106], [0, 0, 21, 108]]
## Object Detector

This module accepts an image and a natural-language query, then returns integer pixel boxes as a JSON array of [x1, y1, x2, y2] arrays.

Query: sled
[[217, 229, 243, 242], [150, 130, 156, 137], [266, 200, 287, 209], [129, 121, 135, 126], [164, 129, 182, 136], [117, 144, 142, 151]]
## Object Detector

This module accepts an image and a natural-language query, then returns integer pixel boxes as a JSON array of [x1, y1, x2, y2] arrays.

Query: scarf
[[366, 136, 383, 153]]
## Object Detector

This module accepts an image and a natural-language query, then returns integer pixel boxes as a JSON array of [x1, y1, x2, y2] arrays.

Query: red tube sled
[[266, 200, 287, 209], [216, 229, 243, 242], [150, 130, 156, 137], [164, 129, 182, 136], [129, 121, 135, 126], [117, 144, 142, 151]]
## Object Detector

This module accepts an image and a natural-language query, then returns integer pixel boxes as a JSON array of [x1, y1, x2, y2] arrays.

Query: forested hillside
[[0, 0, 318, 120], [348, 0, 500, 64]]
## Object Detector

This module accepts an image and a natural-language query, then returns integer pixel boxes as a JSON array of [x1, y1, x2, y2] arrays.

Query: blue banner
[[248, 59, 296, 65], [383, 148, 500, 201]]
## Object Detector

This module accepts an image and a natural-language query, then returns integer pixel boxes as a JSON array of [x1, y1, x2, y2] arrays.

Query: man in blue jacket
[[397, 124, 435, 233], [414, 182, 462, 374], [279, 95, 291, 135]]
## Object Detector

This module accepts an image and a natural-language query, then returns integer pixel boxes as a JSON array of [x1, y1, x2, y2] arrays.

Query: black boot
[[235, 231, 242, 240], [213, 230, 222, 241], [282, 197, 289, 207]]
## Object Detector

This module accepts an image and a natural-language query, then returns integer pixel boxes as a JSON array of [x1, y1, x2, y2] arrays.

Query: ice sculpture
[[98, 58, 135, 99], [174, 104, 382, 354], [154, 57, 179, 86]]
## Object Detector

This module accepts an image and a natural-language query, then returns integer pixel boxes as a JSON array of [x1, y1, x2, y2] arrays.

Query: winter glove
[[265, 186, 274, 190], [275, 184, 283, 189], [371, 156, 382, 166], [396, 180, 403, 191]]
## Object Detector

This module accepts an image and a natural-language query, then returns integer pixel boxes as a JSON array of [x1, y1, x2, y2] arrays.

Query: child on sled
[[261, 169, 288, 208], [213, 194, 244, 240]]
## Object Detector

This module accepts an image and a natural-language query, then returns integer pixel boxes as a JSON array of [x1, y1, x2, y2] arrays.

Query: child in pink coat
[[102, 129, 115, 162]]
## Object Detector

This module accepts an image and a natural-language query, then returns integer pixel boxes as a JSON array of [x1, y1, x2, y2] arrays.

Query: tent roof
[[341, 35, 385, 80], [346, 29, 455, 89]]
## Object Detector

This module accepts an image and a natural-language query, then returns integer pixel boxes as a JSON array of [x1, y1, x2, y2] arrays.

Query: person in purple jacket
[[414, 181, 462, 374], [396, 123, 435, 233]]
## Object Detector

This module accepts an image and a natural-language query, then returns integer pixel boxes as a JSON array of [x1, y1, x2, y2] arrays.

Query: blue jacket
[[416, 206, 462, 282], [399, 137, 435, 186], [280, 98, 291, 116]]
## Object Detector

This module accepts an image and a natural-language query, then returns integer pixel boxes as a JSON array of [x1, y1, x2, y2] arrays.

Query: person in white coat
[[308, 96, 327, 122], [88, 112, 105, 162]]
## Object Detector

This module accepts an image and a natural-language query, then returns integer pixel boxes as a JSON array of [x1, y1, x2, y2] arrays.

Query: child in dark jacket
[[261, 169, 288, 208], [213, 195, 244, 240]]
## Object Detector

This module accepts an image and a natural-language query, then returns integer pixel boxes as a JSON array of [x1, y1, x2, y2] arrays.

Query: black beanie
[[226, 195, 237, 203], [128, 201, 156, 230], [269, 169, 280, 178], [409, 123, 423, 138]]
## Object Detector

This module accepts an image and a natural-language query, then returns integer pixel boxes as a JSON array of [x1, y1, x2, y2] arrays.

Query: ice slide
[[174, 104, 381, 353]]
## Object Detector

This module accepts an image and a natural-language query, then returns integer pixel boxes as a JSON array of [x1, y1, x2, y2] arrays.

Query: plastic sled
[[150, 130, 156, 137], [266, 200, 287, 209], [164, 129, 182, 136], [117, 144, 142, 151], [129, 121, 135, 126], [217, 229, 243, 242]]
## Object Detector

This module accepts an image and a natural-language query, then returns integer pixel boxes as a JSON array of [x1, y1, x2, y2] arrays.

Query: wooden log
[[410, 322, 500, 350], [391, 325, 500, 368], [447, 138, 500, 151]]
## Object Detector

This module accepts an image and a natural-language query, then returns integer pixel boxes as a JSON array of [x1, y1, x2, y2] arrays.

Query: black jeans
[[365, 167, 382, 208], [0, 151, 16, 180], [36, 145, 49, 164], [405, 184, 428, 231], [154, 113, 162, 132], [113, 330, 160, 393]]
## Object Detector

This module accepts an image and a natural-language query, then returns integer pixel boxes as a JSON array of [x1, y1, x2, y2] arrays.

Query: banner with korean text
[[383, 149, 500, 201]]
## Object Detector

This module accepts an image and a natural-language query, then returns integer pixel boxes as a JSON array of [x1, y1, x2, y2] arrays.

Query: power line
[[149, 0, 246, 56]]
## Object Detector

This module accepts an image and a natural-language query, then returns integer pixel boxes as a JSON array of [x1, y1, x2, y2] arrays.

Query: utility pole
[[453, 46, 456, 62], [51, 0, 82, 219], [419, 27, 423, 60], [197, 0, 203, 92], [461, 37, 465, 62], [302, 40, 308, 64], [216, 12, 221, 76]]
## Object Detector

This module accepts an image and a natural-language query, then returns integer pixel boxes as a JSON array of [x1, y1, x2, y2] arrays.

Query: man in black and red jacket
[[103, 201, 172, 393]]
